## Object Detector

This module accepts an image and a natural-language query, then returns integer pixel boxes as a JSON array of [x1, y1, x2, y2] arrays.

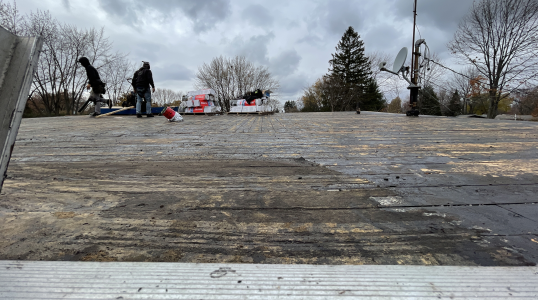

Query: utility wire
[[424, 58, 483, 82], [425, 57, 533, 95]]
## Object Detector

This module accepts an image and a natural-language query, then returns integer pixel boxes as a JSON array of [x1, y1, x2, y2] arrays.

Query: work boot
[[146, 113, 154, 117], [137, 114, 142, 118], [89, 112, 100, 117]]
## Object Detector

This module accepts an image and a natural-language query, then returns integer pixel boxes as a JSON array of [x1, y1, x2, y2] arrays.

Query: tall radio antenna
[[411, 0, 417, 84], [377, 0, 423, 116], [408, 0, 420, 116]]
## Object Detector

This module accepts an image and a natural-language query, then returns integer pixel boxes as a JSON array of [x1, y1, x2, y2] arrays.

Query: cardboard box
[[193, 106, 204, 113]]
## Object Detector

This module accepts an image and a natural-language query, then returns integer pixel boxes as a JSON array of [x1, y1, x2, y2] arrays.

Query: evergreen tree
[[447, 90, 462, 116], [418, 85, 442, 116], [328, 26, 371, 88], [361, 78, 385, 111], [284, 100, 298, 112]]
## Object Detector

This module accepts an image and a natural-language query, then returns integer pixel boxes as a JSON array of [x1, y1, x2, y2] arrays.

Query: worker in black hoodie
[[132, 61, 156, 118], [77, 57, 111, 117]]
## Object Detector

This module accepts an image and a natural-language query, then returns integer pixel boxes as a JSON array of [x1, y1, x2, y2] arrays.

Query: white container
[[168, 111, 183, 122]]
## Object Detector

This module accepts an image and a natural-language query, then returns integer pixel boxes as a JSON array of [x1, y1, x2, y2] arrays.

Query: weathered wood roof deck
[[2, 111, 537, 264], [1, 111, 537, 298]]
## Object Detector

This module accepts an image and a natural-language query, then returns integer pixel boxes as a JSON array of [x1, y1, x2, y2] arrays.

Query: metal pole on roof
[[410, 0, 417, 85], [407, 0, 420, 116]]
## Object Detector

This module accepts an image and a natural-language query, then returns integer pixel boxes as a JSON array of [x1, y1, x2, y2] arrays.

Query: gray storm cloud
[[307, 0, 365, 36], [243, 4, 274, 27], [269, 50, 302, 77], [97, 0, 231, 33], [226, 32, 276, 64], [14, 0, 477, 99], [153, 63, 194, 82], [62, 0, 71, 10]]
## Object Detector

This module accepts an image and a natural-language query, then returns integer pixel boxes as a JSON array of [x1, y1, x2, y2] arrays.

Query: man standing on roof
[[132, 61, 155, 118], [77, 57, 111, 117]]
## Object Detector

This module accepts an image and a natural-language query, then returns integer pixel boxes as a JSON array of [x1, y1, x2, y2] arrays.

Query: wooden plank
[[96, 106, 134, 118], [182, 112, 222, 115], [226, 111, 274, 115]]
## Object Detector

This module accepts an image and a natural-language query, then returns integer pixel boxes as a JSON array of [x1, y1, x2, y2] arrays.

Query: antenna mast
[[407, 0, 420, 116], [411, 0, 417, 83]]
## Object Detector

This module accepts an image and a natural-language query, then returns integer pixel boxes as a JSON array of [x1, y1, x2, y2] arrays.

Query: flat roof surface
[[1, 111, 537, 266]]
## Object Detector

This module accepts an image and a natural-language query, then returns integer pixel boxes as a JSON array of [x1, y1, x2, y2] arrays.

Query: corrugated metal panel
[[0, 261, 537, 299], [0, 26, 42, 192]]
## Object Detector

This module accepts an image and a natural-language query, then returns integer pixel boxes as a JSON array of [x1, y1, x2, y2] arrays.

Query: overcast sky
[[15, 0, 475, 100]]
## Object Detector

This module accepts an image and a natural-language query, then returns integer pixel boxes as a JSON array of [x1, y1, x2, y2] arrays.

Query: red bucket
[[162, 107, 176, 119]]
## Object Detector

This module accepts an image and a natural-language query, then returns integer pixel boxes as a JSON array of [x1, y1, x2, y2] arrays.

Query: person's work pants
[[90, 88, 108, 113], [136, 87, 152, 114]]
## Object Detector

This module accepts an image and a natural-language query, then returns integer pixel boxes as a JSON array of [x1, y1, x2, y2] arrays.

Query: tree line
[[293, 0, 538, 118], [1, 0, 183, 117], [4, 0, 538, 117]]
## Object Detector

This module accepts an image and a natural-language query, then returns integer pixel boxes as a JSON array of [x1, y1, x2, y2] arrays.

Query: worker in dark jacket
[[132, 61, 155, 118], [77, 57, 111, 117]]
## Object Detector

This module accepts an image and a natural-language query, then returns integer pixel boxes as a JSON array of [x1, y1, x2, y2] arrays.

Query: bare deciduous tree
[[419, 53, 446, 88], [264, 97, 281, 112], [511, 87, 538, 115], [369, 51, 411, 102], [152, 88, 183, 106], [102, 58, 137, 106], [448, 0, 538, 118], [195, 56, 280, 112], [0, 0, 23, 34], [2, 3, 132, 115], [448, 66, 480, 114]]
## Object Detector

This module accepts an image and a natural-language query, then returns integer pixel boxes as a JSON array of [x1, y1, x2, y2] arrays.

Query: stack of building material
[[184, 89, 219, 113], [229, 90, 271, 113]]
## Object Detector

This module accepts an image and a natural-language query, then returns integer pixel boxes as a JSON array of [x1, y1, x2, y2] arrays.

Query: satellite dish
[[392, 47, 408, 73]]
